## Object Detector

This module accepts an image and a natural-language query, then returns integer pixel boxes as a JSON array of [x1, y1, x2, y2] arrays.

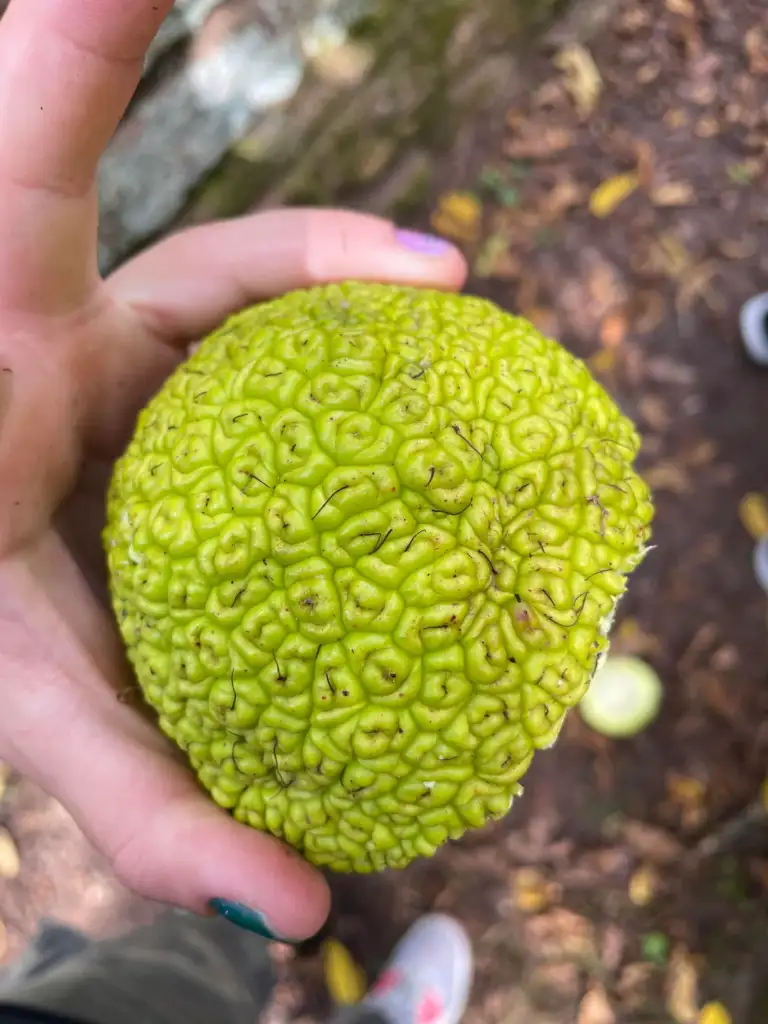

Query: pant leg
[[0, 910, 275, 1024]]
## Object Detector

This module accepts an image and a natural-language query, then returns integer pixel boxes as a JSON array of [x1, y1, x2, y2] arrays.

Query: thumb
[[0, 550, 330, 942]]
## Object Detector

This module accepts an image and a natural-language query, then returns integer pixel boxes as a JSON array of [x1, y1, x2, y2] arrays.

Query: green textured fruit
[[104, 282, 654, 873]]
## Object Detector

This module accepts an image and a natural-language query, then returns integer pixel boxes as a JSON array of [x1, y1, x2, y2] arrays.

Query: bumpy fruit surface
[[104, 282, 654, 872]]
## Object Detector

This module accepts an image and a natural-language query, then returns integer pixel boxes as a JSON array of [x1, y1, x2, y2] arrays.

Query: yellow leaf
[[554, 43, 603, 118], [0, 829, 20, 880], [629, 864, 659, 907], [589, 174, 639, 218], [430, 191, 482, 244], [513, 867, 557, 913], [323, 939, 367, 1006], [666, 945, 699, 1023], [739, 493, 768, 540], [698, 1003, 732, 1024], [761, 778, 768, 813]]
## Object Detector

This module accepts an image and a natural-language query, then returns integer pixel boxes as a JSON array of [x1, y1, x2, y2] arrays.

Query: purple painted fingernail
[[395, 229, 452, 256]]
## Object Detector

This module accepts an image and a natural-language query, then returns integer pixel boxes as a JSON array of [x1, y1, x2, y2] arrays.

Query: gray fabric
[[0, 913, 388, 1024]]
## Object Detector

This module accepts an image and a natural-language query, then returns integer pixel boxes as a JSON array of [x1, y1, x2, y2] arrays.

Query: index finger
[[0, 0, 173, 197]]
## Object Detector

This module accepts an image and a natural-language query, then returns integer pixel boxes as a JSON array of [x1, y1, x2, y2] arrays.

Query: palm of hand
[[0, 0, 466, 943]]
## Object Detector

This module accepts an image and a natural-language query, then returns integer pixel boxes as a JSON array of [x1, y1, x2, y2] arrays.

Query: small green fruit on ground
[[104, 282, 654, 873]]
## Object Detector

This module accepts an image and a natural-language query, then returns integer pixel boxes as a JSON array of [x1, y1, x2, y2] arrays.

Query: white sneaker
[[755, 535, 768, 595], [739, 293, 768, 367], [362, 914, 474, 1024]]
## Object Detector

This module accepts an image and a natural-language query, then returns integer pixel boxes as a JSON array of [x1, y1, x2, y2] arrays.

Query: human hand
[[0, 0, 467, 942]]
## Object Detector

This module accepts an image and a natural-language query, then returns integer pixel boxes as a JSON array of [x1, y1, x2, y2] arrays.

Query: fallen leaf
[[323, 938, 367, 1005], [651, 182, 696, 206], [652, 233, 693, 280], [745, 25, 768, 75], [643, 931, 670, 966], [629, 863, 659, 906], [0, 762, 9, 803], [600, 312, 627, 349], [699, 1002, 733, 1024], [513, 866, 559, 913], [621, 821, 684, 864], [541, 177, 586, 218], [677, 261, 722, 315], [618, 963, 655, 1011], [667, 773, 707, 830], [636, 61, 661, 84], [694, 114, 720, 137], [473, 233, 511, 278], [0, 828, 20, 880], [666, 945, 699, 1023], [638, 395, 671, 431], [588, 348, 619, 375], [554, 43, 602, 118], [727, 161, 759, 185], [718, 235, 758, 260], [523, 908, 596, 962], [505, 127, 574, 160], [643, 461, 691, 494], [632, 290, 666, 333], [614, 616, 662, 657], [665, 0, 696, 15], [761, 778, 768, 813], [665, 107, 690, 130], [634, 139, 657, 189], [430, 191, 482, 244], [738, 493, 768, 540], [578, 984, 615, 1024], [589, 173, 639, 218]]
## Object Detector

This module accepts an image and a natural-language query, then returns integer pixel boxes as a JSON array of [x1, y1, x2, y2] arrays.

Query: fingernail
[[209, 899, 283, 941], [395, 228, 452, 256]]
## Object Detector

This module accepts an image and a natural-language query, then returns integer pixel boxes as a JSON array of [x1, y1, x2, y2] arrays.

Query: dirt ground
[[1, 0, 767, 1021]]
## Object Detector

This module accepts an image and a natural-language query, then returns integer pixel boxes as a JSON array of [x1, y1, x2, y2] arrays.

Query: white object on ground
[[364, 914, 474, 1024], [739, 293, 768, 367], [754, 536, 768, 595], [579, 655, 663, 738]]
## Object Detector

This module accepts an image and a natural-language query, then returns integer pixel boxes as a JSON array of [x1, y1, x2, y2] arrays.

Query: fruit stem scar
[[312, 484, 350, 520]]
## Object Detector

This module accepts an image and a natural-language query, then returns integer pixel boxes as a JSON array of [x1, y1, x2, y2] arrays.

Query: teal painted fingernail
[[209, 899, 282, 940], [395, 228, 452, 256]]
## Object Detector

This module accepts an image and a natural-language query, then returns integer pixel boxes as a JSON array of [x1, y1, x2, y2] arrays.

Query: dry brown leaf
[[589, 173, 639, 218], [618, 963, 655, 1012], [667, 773, 707, 830], [542, 177, 586, 218], [430, 191, 482, 244], [614, 616, 662, 657], [523, 908, 597, 962], [578, 984, 616, 1024], [651, 182, 696, 206], [621, 820, 685, 864], [677, 261, 723, 314], [652, 233, 693, 280], [666, 945, 699, 1023], [644, 461, 692, 494], [600, 312, 627, 349], [638, 395, 671, 431], [0, 828, 20, 879], [554, 43, 603, 118], [628, 863, 660, 906], [637, 61, 661, 84], [745, 25, 768, 75], [718, 235, 758, 260], [686, 439, 717, 466], [634, 139, 657, 189], [505, 127, 574, 160], [665, 0, 696, 15], [694, 114, 720, 137], [633, 290, 666, 334]]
